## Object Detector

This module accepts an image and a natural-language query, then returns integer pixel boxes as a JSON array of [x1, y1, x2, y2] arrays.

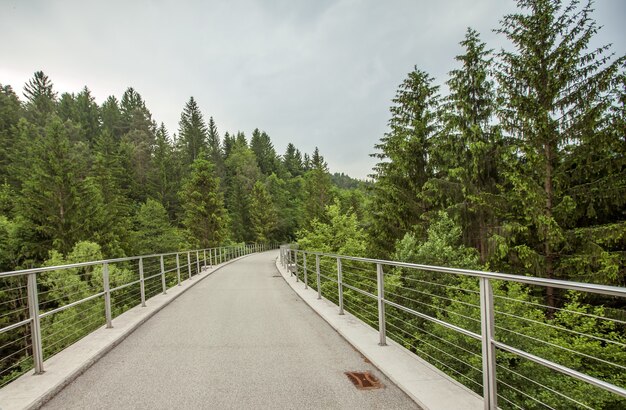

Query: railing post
[[139, 257, 146, 306], [160, 255, 166, 294], [176, 253, 181, 286], [377, 263, 387, 346], [196, 250, 200, 274], [303, 253, 308, 289], [337, 258, 344, 315], [316, 254, 321, 300], [27, 273, 44, 374], [209, 248, 213, 267], [203, 249, 207, 267], [103, 262, 113, 328], [480, 277, 498, 410], [187, 252, 192, 279], [295, 251, 299, 282]]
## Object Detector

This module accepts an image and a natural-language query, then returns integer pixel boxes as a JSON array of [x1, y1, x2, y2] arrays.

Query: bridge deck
[[42, 251, 418, 409]]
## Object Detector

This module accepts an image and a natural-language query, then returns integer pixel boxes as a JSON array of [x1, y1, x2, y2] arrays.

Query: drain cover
[[345, 371, 383, 390]]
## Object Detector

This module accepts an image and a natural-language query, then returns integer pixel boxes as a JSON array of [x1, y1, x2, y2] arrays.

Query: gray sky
[[2, 0, 624, 179]]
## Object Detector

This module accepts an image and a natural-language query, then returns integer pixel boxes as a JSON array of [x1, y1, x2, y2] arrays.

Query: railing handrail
[[282, 248, 626, 298], [0, 244, 263, 279], [280, 245, 626, 408], [0, 242, 276, 386]]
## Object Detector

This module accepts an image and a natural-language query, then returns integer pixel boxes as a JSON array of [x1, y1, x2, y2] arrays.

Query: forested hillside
[[0, 76, 368, 272]]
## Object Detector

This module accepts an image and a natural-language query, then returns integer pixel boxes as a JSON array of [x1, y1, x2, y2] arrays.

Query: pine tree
[[495, 0, 625, 302], [178, 96, 208, 167], [23, 71, 57, 126], [179, 159, 229, 247], [249, 181, 277, 242], [369, 68, 440, 256]]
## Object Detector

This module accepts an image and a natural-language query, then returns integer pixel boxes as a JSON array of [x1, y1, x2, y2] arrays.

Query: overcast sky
[[2, 0, 624, 178]]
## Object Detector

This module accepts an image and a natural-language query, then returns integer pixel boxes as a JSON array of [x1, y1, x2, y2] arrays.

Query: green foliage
[[132, 199, 184, 255], [298, 202, 366, 257], [180, 159, 229, 247], [369, 68, 440, 257], [224, 142, 261, 242], [249, 181, 277, 243], [178, 96, 208, 167]]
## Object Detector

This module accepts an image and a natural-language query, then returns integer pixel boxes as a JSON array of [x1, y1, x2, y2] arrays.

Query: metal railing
[[280, 246, 626, 410], [0, 243, 275, 386]]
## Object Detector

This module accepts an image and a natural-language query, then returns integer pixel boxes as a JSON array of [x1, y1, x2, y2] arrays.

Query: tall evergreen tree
[[224, 143, 261, 242], [179, 159, 229, 247], [369, 68, 440, 256], [17, 117, 93, 256], [206, 116, 224, 176], [178, 96, 208, 167], [120, 87, 154, 135], [149, 123, 180, 217], [429, 28, 501, 262], [249, 181, 277, 242], [0, 84, 22, 182], [495, 0, 625, 302], [222, 131, 235, 158], [303, 147, 334, 226], [100, 96, 123, 140], [283, 143, 304, 177], [23, 71, 57, 126], [118, 88, 155, 203], [250, 128, 280, 176]]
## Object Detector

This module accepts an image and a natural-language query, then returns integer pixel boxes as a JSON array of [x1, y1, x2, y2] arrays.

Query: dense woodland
[[296, 1, 625, 408], [1, 0, 625, 407]]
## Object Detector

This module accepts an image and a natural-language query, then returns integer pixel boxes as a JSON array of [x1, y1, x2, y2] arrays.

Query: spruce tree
[[17, 117, 92, 255], [224, 143, 261, 241], [429, 28, 501, 262], [23, 71, 57, 127], [149, 123, 181, 218], [303, 147, 334, 226], [100, 96, 123, 140], [496, 0, 625, 301], [179, 159, 229, 247], [369, 68, 440, 256], [206, 116, 224, 176], [250, 128, 280, 176], [0, 84, 22, 182], [178, 96, 208, 167], [283, 143, 304, 177], [249, 181, 277, 242]]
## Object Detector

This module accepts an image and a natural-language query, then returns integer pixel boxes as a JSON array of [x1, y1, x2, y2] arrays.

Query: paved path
[[43, 251, 419, 410]]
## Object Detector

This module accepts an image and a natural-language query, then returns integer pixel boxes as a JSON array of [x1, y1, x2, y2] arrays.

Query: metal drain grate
[[344, 371, 383, 390]]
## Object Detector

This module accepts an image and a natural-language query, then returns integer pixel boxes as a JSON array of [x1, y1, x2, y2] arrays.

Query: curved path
[[43, 251, 418, 409]]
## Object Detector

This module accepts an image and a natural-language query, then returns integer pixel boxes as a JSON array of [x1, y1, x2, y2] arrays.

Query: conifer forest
[[1, 0, 625, 408]]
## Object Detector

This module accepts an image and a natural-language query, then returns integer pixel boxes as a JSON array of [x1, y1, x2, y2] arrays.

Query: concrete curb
[[274, 257, 484, 410], [0, 253, 256, 410]]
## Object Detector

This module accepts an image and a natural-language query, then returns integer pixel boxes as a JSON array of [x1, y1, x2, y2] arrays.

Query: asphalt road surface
[[43, 250, 419, 410]]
